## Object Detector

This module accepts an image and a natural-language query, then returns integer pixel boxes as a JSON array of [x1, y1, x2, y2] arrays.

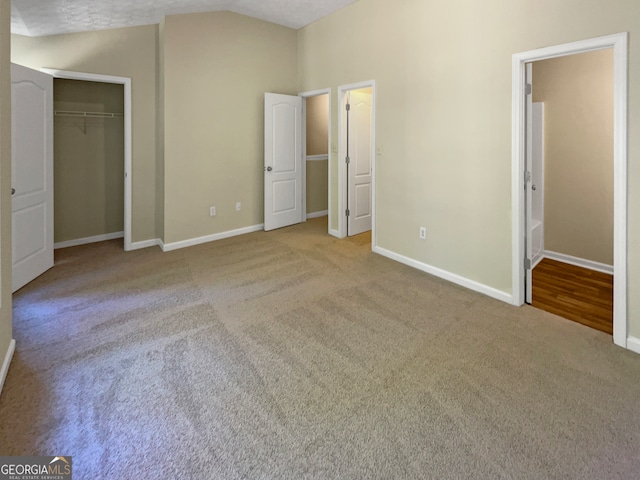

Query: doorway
[[512, 33, 628, 349], [301, 90, 331, 226], [43, 69, 133, 251], [337, 81, 376, 242], [263, 89, 331, 233], [52, 78, 125, 250], [526, 51, 614, 334]]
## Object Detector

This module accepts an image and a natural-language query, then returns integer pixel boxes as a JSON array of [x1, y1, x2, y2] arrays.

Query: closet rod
[[54, 110, 124, 118]]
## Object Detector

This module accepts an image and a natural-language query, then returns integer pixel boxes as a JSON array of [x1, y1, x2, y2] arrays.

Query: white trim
[[54, 231, 124, 249], [543, 251, 614, 275], [300, 88, 331, 234], [511, 33, 628, 349], [627, 337, 640, 355], [0, 339, 16, 397], [130, 239, 162, 251], [374, 246, 513, 304], [41, 68, 133, 252], [329, 229, 341, 238], [306, 210, 328, 219], [337, 80, 376, 244], [306, 154, 329, 161], [161, 224, 264, 252]]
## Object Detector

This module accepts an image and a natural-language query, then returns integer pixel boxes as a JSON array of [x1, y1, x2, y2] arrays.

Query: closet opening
[[53, 78, 125, 250], [41, 68, 132, 251]]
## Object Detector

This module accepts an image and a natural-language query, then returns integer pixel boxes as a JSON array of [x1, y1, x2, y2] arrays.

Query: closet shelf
[[55, 110, 124, 118]]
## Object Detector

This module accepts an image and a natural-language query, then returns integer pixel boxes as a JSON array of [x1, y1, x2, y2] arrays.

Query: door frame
[[41, 68, 133, 251], [337, 80, 376, 243], [299, 88, 331, 231], [511, 33, 628, 348]]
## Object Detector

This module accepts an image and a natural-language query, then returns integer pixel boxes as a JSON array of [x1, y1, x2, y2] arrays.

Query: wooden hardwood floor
[[532, 258, 613, 334]]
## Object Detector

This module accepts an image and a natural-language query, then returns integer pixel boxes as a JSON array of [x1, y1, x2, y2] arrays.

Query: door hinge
[[524, 257, 532, 270], [526, 84, 532, 95], [346, 103, 351, 111], [346, 156, 350, 164], [346, 209, 350, 217]]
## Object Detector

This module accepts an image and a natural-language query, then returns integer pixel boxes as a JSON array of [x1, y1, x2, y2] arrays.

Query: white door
[[531, 102, 545, 267], [264, 93, 303, 231], [11, 64, 54, 292], [525, 63, 534, 303], [347, 91, 373, 236]]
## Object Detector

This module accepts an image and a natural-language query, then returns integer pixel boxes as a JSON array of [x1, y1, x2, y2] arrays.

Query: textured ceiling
[[11, 0, 358, 37]]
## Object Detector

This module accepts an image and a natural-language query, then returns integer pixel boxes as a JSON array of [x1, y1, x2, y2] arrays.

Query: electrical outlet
[[236, 202, 241, 212], [419, 227, 427, 240], [210, 206, 216, 217]]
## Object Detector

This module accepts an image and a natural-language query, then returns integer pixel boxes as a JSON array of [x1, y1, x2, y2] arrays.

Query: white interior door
[[531, 102, 545, 267], [525, 63, 534, 303], [347, 91, 373, 236], [11, 63, 54, 292], [264, 93, 303, 232]]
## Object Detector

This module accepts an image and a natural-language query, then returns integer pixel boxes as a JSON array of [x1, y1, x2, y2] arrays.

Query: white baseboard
[[306, 210, 328, 219], [544, 250, 613, 275], [54, 231, 124, 249], [329, 228, 342, 239], [129, 239, 162, 251], [161, 224, 264, 252], [626, 336, 640, 355], [373, 246, 513, 305], [0, 339, 16, 398]]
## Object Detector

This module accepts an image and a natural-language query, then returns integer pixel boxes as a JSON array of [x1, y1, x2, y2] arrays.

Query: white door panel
[[11, 63, 54, 292], [264, 93, 303, 231], [525, 63, 534, 303], [348, 91, 373, 236], [531, 103, 544, 266]]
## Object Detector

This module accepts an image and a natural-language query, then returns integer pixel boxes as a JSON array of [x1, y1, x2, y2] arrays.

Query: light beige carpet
[[1, 217, 639, 479]]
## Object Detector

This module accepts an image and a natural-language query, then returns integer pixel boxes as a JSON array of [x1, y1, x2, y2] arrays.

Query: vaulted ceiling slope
[[11, 0, 358, 37]]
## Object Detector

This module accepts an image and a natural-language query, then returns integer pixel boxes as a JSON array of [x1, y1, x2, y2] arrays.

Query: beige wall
[[11, 25, 158, 244], [53, 79, 125, 243], [0, 0, 12, 381], [533, 50, 613, 265], [306, 94, 328, 214], [161, 12, 298, 244], [306, 161, 328, 214], [298, 0, 640, 337], [306, 94, 329, 156]]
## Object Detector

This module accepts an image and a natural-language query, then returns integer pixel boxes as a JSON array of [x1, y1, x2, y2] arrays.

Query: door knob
[[266, 166, 273, 172], [11, 188, 15, 195], [532, 184, 537, 191]]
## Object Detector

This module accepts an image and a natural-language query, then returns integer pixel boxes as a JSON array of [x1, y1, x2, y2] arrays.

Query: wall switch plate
[[236, 202, 241, 212], [419, 227, 427, 240], [210, 206, 216, 217], [376, 146, 383, 155]]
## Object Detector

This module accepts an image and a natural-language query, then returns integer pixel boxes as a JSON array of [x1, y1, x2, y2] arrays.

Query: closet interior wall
[[305, 94, 329, 215], [53, 79, 125, 245]]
